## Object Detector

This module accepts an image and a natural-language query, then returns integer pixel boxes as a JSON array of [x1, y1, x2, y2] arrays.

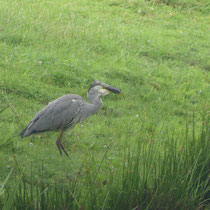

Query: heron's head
[[87, 81, 121, 98]]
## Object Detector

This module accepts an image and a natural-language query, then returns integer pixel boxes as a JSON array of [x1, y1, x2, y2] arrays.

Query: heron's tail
[[19, 126, 29, 138], [19, 122, 44, 138], [19, 121, 34, 138]]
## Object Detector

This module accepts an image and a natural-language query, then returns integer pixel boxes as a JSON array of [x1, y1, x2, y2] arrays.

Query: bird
[[19, 81, 121, 158]]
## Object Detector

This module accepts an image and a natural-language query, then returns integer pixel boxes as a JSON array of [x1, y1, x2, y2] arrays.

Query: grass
[[0, 0, 209, 209]]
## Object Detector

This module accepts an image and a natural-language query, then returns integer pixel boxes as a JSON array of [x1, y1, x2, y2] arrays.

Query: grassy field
[[0, 0, 209, 209]]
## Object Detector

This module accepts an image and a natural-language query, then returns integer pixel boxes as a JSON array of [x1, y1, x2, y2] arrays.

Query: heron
[[19, 81, 121, 158]]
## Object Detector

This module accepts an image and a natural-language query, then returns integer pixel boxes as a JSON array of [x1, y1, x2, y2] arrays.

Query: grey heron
[[19, 81, 121, 158]]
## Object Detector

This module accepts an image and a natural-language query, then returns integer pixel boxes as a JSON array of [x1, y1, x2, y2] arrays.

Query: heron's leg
[[56, 130, 63, 156], [60, 142, 70, 158], [56, 129, 70, 158]]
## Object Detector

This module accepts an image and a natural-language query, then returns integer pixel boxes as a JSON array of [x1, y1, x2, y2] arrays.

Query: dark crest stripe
[[88, 81, 103, 92]]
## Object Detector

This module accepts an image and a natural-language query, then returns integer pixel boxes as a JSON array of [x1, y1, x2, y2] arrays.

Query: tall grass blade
[[3, 168, 25, 210], [0, 169, 13, 196]]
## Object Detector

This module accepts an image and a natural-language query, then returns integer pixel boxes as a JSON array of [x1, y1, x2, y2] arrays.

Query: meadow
[[0, 0, 209, 209]]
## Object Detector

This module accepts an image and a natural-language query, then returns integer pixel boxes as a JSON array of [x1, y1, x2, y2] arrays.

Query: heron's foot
[[56, 139, 70, 159], [56, 139, 62, 155]]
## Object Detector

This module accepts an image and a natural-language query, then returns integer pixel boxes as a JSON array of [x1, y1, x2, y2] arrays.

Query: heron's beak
[[104, 85, 121, 94]]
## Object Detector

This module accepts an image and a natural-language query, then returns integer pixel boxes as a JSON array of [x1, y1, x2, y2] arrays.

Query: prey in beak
[[98, 84, 121, 96], [104, 85, 121, 94]]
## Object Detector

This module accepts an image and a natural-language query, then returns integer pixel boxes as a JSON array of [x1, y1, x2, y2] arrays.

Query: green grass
[[0, 0, 209, 209]]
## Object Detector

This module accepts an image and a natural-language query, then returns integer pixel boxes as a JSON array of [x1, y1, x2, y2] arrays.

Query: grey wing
[[19, 94, 84, 138]]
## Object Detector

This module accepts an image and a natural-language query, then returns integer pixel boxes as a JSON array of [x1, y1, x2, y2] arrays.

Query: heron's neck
[[87, 93, 102, 106], [80, 94, 102, 121]]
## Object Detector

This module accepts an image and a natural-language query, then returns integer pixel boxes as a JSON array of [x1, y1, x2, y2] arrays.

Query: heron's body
[[20, 81, 121, 157], [20, 94, 101, 137]]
